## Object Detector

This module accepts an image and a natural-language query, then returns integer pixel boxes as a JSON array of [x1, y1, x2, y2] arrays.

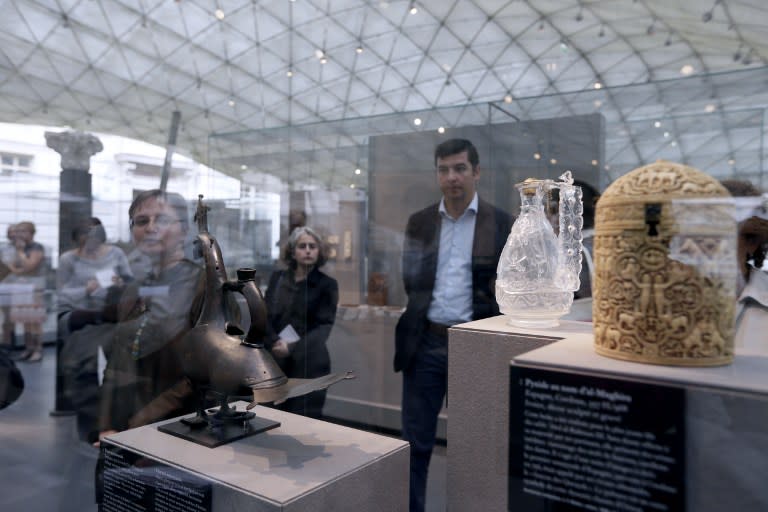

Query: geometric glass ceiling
[[0, 0, 766, 182]]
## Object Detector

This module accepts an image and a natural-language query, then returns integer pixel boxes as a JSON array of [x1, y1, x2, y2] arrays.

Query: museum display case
[[447, 317, 768, 512], [0, 66, 766, 511]]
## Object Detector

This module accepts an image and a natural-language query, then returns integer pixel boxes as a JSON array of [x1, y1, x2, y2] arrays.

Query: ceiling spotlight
[[315, 49, 325, 59], [241, 165, 248, 170], [413, 117, 422, 126], [286, 70, 293, 77], [409, 2, 418, 15], [591, 160, 598, 166], [550, 158, 558, 165], [560, 41, 569, 53], [670, 141, 677, 147], [654, 121, 661, 128], [504, 94, 513, 104], [664, 131, 670, 138], [355, 168, 361, 175], [593, 100, 602, 108], [728, 158, 735, 166], [702, 10, 712, 23], [594, 81, 602, 90], [680, 64, 694, 75], [438, 126, 445, 134], [705, 104, 716, 113], [214, 8, 225, 20], [356, 45, 363, 54], [228, 99, 235, 107], [605, 164, 611, 171], [350, 183, 356, 189], [320, 58, 327, 64], [533, 153, 541, 160]]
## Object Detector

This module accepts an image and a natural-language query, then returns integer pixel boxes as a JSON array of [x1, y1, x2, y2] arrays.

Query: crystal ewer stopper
[[496, 171, 583, 328]]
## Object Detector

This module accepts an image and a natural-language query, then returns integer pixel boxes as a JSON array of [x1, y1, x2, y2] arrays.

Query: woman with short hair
[[264, 226, 339, 419]]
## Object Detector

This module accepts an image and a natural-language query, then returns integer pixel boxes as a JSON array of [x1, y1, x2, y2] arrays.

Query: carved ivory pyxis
[[593, 161, 737, 366]]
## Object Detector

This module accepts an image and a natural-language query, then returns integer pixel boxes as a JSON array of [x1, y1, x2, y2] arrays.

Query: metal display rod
[[159, 111, 181, 191]]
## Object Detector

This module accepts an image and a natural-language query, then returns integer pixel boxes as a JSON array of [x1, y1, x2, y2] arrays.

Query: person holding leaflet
[[264, 226, 339, 419]]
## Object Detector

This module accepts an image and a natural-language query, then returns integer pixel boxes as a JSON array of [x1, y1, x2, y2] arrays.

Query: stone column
[[45, 130, 104, 256], [44, 130, 103, 416]]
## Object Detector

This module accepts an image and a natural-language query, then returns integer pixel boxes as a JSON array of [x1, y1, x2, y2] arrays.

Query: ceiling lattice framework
[[0, 0, 766, 184]]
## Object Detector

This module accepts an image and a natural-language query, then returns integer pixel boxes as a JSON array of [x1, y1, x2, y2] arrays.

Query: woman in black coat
[[265, 226, 338, 419]]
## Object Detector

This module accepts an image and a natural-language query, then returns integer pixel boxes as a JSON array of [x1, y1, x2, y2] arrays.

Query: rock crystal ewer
[[496, 171, 583, 328]]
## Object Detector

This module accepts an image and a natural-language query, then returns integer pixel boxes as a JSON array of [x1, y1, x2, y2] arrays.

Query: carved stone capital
[[45, 130, 104, 172]]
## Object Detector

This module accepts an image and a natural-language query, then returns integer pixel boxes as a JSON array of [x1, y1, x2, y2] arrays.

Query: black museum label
[[99, 443, 212, 512], [509, 366, 685, 512]]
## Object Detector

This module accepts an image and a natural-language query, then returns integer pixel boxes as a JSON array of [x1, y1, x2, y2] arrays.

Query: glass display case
[[0, 66, 765, 512]]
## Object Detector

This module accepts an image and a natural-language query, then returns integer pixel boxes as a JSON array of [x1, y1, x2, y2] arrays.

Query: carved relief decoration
[[593, 161, 736, 366]]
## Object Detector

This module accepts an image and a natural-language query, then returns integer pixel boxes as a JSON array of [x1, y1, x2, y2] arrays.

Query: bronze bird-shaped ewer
[[158, 195, 353, 447]]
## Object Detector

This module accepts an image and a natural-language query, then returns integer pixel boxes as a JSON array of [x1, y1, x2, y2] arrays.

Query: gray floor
[[0, 346, 447, 512]]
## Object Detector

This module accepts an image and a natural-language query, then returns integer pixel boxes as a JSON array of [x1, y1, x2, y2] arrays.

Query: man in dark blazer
[[394, 138, 513, 512]]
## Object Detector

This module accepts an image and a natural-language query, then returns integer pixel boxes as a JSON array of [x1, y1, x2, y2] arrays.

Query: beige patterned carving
[[593, 160, 736, 366]]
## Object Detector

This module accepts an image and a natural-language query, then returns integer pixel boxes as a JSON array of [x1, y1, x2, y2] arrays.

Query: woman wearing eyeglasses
[[83, 190, 208, 504], [264, 226, 339, 419], [55, 190, 202, 450], [97, 190, 204, 437]]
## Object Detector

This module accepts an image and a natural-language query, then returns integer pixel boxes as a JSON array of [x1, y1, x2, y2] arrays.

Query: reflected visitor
[[1, 224, 18, 348], [93, 190, 204, 442], [394, 138, 513, 512], [5, 221, 46, 362], [264, 226, 338, 419], [58, 218, 132, 313], [57, 217, 132, 441], [721, 180, 768, 354]]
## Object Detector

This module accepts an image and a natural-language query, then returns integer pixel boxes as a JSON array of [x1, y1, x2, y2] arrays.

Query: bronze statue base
[[159, 408, 280, 448]]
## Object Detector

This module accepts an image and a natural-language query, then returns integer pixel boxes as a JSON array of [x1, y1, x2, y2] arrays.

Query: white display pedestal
[[447, 317, 768, 512], [446, 315, 566, 511], [101, 403, 409, 512]]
